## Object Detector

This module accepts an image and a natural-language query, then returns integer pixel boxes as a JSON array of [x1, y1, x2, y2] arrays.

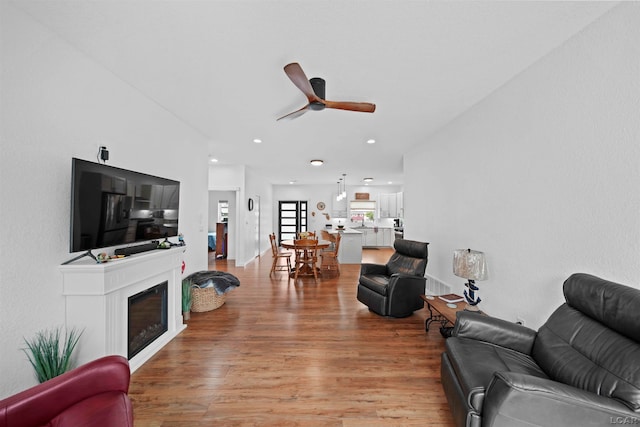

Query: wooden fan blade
[[277, 104, 310, 121], [284, 63, 322, 103], [323, 100, 376, 113]]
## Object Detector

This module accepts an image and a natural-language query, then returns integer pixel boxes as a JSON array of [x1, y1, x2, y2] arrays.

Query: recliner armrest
[[0, 355, 131, 427], [453, 311, 537, 355], [483, 372, 638, 427], [360, 263, 388, 276]]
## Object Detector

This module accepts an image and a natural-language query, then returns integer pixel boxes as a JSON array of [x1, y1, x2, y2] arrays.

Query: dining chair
[[296, 231, 316, 239], [320, 230, 336, 249], [269, 233, 292, 276], [293, 239, 319, 282], [320, 233, 341, 276]]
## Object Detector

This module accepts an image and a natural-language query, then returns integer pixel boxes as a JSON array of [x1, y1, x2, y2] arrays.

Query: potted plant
[[22, 326, 83, 383], [182, 278, 192, 320]]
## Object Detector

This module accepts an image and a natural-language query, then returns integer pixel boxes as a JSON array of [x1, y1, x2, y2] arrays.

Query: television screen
[[70, 158, 180, 253]]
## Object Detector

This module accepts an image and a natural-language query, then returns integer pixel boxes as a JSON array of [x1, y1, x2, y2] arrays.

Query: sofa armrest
[[453, 311, 537, 355], [360, 263, 388, 276], [0, 355, 131, 427], [483, 372, 638, 427]]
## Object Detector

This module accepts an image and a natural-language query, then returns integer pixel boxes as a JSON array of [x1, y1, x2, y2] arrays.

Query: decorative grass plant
[[182, 278, 192, 318], [22, 326, 83, 383]]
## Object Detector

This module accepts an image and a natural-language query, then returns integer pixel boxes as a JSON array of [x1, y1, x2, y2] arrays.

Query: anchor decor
[[453, 249, 488, 312]]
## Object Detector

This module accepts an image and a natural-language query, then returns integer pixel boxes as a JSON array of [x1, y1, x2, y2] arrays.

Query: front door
[[278, 201, 308, 242]]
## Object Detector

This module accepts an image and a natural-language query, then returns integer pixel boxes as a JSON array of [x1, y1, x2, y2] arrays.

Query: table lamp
[[453, 249, 488, 311]]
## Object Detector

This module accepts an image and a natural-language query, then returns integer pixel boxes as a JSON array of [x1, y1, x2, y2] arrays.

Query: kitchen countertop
[[328, 228, 362, 234], [328, 226, 394, 234]]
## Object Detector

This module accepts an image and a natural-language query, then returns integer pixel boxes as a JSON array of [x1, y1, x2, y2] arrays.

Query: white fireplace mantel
[[59, 246, 187, 372]]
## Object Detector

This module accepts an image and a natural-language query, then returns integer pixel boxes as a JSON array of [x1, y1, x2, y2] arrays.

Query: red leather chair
[[0, 355, 133, 427]]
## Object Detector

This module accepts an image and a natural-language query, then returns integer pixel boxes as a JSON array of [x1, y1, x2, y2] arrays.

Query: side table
[[420, 294, 464, 332]]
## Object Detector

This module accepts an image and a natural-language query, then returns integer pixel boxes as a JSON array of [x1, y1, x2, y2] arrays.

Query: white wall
[[0, 4, 209, 397], [404, 3, 640, 329]]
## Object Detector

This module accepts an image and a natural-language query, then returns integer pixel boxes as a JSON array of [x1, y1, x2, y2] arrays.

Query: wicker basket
[[191, 286, 226, 312]]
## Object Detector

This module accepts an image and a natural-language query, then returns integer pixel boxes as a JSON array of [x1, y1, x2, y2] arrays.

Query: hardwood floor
[[129, 248, 456, 426]]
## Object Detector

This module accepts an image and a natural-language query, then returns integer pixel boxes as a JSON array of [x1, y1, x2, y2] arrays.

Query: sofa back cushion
[[532, 274, 640, 411], [563, 273, 640, 342], [386, 239, 428, 276]]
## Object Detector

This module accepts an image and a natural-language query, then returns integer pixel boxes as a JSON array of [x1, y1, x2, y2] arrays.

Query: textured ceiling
[[13, 0, 616, 185]]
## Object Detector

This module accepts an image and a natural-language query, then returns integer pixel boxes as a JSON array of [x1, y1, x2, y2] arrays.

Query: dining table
[[280, 239, 331, 277]]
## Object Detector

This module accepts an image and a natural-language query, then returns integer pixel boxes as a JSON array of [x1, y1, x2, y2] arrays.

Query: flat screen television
[[70, 158, 180, 254]]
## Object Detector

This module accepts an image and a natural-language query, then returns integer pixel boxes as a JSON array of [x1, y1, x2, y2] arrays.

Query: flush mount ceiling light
[[363, 177, 374, 182], [209, 158, 219, 163], [310, 159, 324, 166], [253, 138, 262, 144], [366, 139, 376, 144]]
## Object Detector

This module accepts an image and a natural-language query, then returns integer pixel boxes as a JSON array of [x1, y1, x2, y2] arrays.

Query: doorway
[[278, 200, 308, 242], [209, 190, 237, 267]]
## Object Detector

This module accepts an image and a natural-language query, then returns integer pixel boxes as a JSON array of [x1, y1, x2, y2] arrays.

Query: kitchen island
[[328, 228, 363, 264]]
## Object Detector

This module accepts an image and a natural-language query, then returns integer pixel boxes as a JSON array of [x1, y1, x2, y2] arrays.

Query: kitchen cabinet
[[362, 229, 377, 247], [379, 193, 396, 218], [379, 192, 404, 218], [361, 227, 394, 247]]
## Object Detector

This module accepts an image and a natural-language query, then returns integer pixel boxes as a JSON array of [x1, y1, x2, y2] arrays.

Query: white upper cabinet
[[379, 192, 403, 218]]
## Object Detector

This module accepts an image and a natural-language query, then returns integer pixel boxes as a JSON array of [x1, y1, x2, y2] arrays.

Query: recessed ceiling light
[[366, 139, 376, 144], [387, 181, 393, 184], [289, 180, 297, 184], [363, 177, 374, 182], [310, 159, 324, 166], [253, 139, 262, 143], [210, 158, 218, 163]]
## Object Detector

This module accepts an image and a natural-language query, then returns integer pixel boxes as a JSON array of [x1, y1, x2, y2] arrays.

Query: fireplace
[[128, 281, 168, 359], [60, 247, 187, 372]]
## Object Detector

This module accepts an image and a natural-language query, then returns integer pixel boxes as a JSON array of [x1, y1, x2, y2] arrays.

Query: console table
[[420, 295, 463, 332], [420, 294, 486, 333]]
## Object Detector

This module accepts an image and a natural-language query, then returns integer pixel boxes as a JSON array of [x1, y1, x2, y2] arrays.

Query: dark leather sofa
[[441, 273, 640, 427], [0, 355, 133, 427], [357, 238, 429, 317]]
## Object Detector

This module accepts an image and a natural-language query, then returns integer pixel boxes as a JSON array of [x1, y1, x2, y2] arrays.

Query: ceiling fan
[[277, 62, 376, 121]]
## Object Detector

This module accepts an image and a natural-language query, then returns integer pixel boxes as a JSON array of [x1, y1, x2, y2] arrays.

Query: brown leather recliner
[[0, 355, 133, 427], [357, 238, 429, 317]]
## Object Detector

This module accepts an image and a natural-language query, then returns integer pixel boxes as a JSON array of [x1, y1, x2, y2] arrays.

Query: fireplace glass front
[[128, 281, 168, 359]]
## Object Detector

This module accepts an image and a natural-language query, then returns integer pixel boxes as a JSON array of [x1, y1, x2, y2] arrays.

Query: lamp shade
[[453, 249, 488, 281]]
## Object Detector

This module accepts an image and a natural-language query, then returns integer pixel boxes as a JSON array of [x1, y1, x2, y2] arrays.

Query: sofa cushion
[[445, 337, 548, 413], [532, 303, 640, 411]]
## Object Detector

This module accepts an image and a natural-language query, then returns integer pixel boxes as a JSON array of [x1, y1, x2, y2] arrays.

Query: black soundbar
[[114, 241, 159, 256]]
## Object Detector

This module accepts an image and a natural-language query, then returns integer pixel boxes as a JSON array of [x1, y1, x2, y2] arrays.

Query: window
[[217, 200, 228, 223]]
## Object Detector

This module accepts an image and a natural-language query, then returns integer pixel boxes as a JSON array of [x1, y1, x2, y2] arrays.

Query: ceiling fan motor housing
[[309, 77, 326, 110]]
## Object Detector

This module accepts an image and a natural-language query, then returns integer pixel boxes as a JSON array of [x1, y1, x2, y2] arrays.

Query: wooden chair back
[[269, 233, 279, 256]]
